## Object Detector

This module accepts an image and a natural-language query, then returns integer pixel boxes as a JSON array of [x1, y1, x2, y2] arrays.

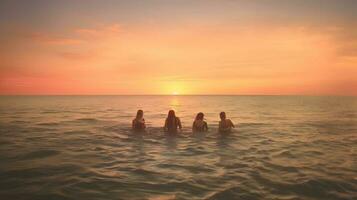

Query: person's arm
[[192, 121, 196, 131], [229, 119, 235, 128], [204, 121, 208, 131], [177, 118, 182, 130], [164, 119, 168, 131], [132, 119, 135, 129], [143, 118, 146, 128]]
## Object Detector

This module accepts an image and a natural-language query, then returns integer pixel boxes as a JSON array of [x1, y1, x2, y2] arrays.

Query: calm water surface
[[0, 96, 356, 200]]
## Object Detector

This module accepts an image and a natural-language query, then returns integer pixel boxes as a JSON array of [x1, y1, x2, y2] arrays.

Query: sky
[[0, 0, 356, 95]]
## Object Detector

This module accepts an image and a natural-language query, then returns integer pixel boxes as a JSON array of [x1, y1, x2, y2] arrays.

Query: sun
[[161, 81, 187, 95]]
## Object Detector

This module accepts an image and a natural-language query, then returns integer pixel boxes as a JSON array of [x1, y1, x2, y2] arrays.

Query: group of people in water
[[132, 110, 235, 133]]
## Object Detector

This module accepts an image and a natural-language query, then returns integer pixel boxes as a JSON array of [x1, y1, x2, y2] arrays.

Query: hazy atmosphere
[[1, 0, 357, 95]]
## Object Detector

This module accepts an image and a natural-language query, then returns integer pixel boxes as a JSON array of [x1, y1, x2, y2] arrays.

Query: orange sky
[[0, 0, 356, 95]]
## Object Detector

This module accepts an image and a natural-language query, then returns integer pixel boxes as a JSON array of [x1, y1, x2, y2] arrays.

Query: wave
[[75, 118, 100, 123], [205, 186, 262, 200], [262, 161, 300, 173], [36, 122, 60, 126], [156, 163, 215, 174], [273, 150, 297, 158], [18, 149, 60, 160]]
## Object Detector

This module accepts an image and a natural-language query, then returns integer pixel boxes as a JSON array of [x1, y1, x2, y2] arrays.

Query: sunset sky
[[0, 0, 356, 95]]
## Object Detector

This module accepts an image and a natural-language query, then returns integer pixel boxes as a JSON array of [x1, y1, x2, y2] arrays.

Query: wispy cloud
[[58, 51, 99, 61], [157, 76, 204, 82], [28, 32, 83, 45], [75, 24, 122, 38], [23, 23, 123, 47], [1, 16, 357, 95]]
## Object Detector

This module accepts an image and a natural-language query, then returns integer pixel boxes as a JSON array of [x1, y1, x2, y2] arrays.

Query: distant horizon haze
[[0, 94, 356, 97]]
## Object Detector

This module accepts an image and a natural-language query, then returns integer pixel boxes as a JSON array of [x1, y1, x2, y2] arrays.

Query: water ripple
[[1, 96, 356, 200]]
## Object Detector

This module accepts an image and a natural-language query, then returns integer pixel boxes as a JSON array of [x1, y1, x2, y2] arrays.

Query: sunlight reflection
[[169, 97, 180, 111]]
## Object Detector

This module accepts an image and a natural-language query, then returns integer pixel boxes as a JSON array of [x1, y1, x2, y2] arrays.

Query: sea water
[[0, 96, 356, 200]]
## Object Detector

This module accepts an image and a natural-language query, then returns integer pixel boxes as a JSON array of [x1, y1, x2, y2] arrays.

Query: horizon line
[[0, 94, 356, 97]]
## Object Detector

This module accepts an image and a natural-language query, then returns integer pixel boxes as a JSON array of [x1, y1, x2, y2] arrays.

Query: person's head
[[220, 112, 226, 120], [167, 110, 176, 119], [195, 112, 204, 121], [136, 109, 143, 119]]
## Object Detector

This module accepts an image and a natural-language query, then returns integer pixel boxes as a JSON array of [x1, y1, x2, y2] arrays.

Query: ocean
[[0, 95, 356, 200]]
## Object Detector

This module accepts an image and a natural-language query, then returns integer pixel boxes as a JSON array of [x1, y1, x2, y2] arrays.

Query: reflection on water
[[0, 96, 356, 200], [169, 97, 181, 111]]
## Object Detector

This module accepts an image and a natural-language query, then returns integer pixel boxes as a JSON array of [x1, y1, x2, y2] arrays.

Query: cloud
[[75, 24, 122, 38], [334, 28, 357, 58], [18, 24, 124, 62], [58, 51, 99, 61], [2, 21, 356, 95], [22, 23, 122, 47], [301, 24, 357, 58], [28, 32, 83, 45], [157, 76, 203, 82]]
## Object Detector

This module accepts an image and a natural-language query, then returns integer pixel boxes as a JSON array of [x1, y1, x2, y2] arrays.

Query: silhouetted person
[[218, 112, 234, 133], [164, 110, 182, 133], [132, 110, 146, 131], [192, 112, 208, 132]]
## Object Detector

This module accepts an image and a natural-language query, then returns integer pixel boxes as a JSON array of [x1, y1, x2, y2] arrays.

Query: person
[[218, 112, 234, 133], [132, 109, 146, 131], [192, 112, 208, 132], [164, 110, 182, 133]]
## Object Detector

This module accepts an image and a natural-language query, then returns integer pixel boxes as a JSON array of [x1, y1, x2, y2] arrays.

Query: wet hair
[[166, 110, 177, 128], [195, 112, 204, 120], [167, 110, 176, 120], [136, 109, 143, 119], [220, 112, 226, 120]]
